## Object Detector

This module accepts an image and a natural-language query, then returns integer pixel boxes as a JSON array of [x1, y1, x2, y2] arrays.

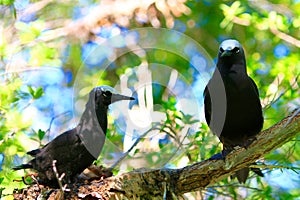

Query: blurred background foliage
[[0, 0, 299, 199]]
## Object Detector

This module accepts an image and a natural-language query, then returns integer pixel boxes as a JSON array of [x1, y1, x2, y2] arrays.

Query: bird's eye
[[233, 47, 240, 54], [103, 91, 112, 97], [220, 47, 224, 53]]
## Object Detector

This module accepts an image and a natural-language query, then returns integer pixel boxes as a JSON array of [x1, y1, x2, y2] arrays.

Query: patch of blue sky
[[266, 168, 299, 190], [23, 68, 65, 86], [190, 53, 208, 72], [28, 86, 73, 137], [72, 2, 97, 20], [97, 24, 121, 38], [3, 49, 30, 68], [82, 41, 113, 67], [17, 68, 73, 141], [15, 0, 36, 23], [109, 33, 126, 48], [274, 44, 290, 58], [14, 0, 29, 10], [191, 74, 207, 104]]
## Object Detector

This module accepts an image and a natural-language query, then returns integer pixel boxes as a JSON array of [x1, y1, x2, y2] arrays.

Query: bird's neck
[[78, 99, 108, 135], [217, 61, 247, 75], [95, 104, 108, 135], [76, 97, 108, 159]]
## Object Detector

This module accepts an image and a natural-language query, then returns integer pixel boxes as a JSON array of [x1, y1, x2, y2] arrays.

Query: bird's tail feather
[[13, 164, 32, 170], [233, 167, 249, 184], [233, 163, 264, 183]]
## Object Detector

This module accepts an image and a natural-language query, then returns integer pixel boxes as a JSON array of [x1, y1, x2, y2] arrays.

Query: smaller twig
[[208, 183, 263, 192], [270, 26, 300, 48], [284, 108, 300, 128], [52, 160, 66, 198], [264, 74, 299, 111], [249, 164, 300, 171], [161, 128, 191, 166], [30, 174, 39, 187], [46, 111, 71, 140], [109, 123, 161, 170], [263, 92, 284, 111], [157, 127, 177, 141], [161, 123, 178, 139], [20, 99, 34, 111]]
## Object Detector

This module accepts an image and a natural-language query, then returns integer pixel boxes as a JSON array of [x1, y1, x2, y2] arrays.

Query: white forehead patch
[[99, 85, 118, 94], [220, 39, 241, 50]]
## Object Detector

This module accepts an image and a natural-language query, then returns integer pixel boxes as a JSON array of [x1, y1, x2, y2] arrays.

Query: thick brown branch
[[81, 109, 300, 199], [13, 109, 300, 199]]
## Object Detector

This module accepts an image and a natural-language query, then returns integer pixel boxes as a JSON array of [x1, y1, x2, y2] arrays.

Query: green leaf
[[34, 87, 44, 99], [27, 85, 35, 97], [37, 129, 46, 141], [27, 86, 44, 99]]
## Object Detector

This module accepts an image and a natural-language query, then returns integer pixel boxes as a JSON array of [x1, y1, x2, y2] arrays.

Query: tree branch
[[13, 109, 300, 199], [86, 109, 300, 199]]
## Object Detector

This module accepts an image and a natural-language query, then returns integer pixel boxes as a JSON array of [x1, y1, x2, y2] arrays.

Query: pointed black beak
[[111, 93, 135, 104], [221, 50, 232, 57]]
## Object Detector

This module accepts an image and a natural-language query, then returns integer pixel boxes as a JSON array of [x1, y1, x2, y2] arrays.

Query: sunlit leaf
[[37, 129, 46, 141]]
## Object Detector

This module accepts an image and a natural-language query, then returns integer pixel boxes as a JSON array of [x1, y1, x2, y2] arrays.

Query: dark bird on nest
[[13, 86, 134, 186], [204, 39, 264, 183]]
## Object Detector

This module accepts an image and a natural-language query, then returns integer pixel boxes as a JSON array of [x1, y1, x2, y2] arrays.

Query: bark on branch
[[14, 109, 300, 199]]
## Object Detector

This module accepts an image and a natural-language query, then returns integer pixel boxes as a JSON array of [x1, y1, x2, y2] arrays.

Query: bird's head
[[94, 85, 134, 107], [217, 39, 246, 74], [218, 39, 245, 60]]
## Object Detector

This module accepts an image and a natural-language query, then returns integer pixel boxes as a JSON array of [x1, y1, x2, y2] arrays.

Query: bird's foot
[[221, 149, 232, 157], [209, 149, 232, 161]]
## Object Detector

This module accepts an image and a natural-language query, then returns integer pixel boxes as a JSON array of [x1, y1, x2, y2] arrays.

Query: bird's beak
[[221, 50, 232, 57], [111, 93, 135, 103]]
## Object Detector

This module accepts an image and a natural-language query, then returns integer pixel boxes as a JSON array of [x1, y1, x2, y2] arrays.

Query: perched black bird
[[204, 39, 264, 183], [13, 86, 134, 186]]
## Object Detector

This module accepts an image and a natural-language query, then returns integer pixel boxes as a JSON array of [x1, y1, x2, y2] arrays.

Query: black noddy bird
[[204, 39, 264, 183], [13, 85, 134, 186]]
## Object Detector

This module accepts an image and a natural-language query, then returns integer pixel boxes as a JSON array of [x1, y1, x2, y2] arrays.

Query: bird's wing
[[39, 129, 82, 158], [33, 129, 82, 166], [248, 77, 260, 96], [31, 129, 92, 178]]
